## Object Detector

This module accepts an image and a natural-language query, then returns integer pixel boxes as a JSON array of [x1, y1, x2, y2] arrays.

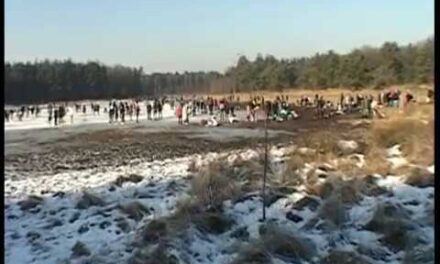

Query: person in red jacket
[[175, 103, 183, 125]]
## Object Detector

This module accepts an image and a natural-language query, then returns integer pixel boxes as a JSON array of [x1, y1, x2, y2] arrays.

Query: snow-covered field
[[4, 140, 434, 264]]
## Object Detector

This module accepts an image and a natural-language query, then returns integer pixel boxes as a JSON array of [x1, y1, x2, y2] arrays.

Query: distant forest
[[5, 37, 433, 104]]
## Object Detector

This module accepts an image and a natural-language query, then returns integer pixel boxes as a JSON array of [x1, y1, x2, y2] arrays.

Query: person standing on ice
[[175, 103, 183, 125], [158, 100, 163, 120], [53, 105, 59, 126], [182, 102, 189, 125], [147, 102, 152, 120], [66, 105, 74, 124], [48, 104, 53, 124], [134, 101, 140, 123], [127, 102, 132, 121], [114, 101, 119, 122], [119, 101, 126, 123], [152, 100, 158, 120], [109, 100, 114, 123]]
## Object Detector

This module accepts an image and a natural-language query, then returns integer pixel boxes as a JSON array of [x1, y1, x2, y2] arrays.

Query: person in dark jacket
[[120, 102, 126, 123]]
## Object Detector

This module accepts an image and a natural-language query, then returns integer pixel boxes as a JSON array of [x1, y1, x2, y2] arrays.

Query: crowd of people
[[4, 87, 433, 127], [4, 105, 41, 122]]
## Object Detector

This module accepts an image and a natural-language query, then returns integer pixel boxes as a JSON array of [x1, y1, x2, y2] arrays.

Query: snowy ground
[[4, 100, 434, 264], [4, 141, 434, 264]]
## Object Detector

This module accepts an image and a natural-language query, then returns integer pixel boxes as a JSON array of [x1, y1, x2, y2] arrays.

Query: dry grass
[[370, 103, 434, 166], [230, 245, 272, 264], [403, 166, 434, 188], [361, 143, 391, 176], [278, 154, 306, 187], [321, 250, 372, 264], [317, 194, 348, 228], [119, 201, 150, 221], [128, 244, 178, 264], [231, 223, 316, 263], [259, 223, 316, 262], [114, 174, 143, 187], [191, 161, 242, 210], [365, 202, 415, 252], [160, 198, 234, 237], [71, 241, 91, 258], [76, 191, 105, 209], [18, 195, 44, 211]]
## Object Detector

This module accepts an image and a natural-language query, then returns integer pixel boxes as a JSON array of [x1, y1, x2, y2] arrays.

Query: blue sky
[[5, 0, 434, 73]]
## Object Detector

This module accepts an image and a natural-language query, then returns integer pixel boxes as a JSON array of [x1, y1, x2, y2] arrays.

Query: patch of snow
[[337, 140, 359, 153]]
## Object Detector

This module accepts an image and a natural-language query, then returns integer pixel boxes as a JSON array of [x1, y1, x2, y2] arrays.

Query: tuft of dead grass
[[280, 154, 305, 186], [114, 174, 143, 187], [138, 219, 168, 245], [364, 202, 414, 252], [404, 167, 434, 188], [361, 143, 391, 176], [119, 201, 150, 221], [301, 131, 341, 157], [191, 161, 241, 210], [230, 245, 272, 264], [76, 192, 105, 209], [317, 195, 348, 229], [71, 241, 91, 258], [18, 195, 44, 211], [321, 250, 372, 264], [259, 223, 317, 262], [163, 198, 234, 237], [128, 244, 179, 264], [370, 104, 434, 166]]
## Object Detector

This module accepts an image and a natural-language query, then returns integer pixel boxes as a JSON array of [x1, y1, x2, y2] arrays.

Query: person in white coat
[[182, 103, 189, 125], [66, 106, 74, 124]]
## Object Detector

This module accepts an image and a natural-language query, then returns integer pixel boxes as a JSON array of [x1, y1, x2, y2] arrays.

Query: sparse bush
[[119, 201, 150, 221], [138, 220, 168, 244], [404, 167, 434, 188], [364, 202, 414, 252], [18, 195, 44, 211], [317, 195, 347, 229], [129, 244, 179, 264], [259, 223, 317, 262], [321, 250, 372, 264], [191, 161, 241, 210], [279, 154, 305, 186], [114, 174, 143, 187], [403, 245, 435, 264], [370, 106, 434, 166], [76, 192, 105, 209], [361, 143, 391, 176], [193, 212, 234, 234], [306, 181, 334, 199], [71, 241, 91, 258], [230, 245, 272, 264], [301, 131, 340, 156]]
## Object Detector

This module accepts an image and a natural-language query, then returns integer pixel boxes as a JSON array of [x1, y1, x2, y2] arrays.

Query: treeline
[[4, 60, 227, 104], [4, 37, 433, 104], [5, 61, 143, 104], [227, 37, 433, 92]]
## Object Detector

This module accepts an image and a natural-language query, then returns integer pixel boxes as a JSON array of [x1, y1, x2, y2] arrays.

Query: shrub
[[18, 195, 44, 211], [259, 223, 317, 262], [321, 250, 372, 264], [119, 201, 150, 221], [364, 202, 414, 252], [191, 161, 241, 210], [114, 174, 143, 187], [76, 192, 105, 209]]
